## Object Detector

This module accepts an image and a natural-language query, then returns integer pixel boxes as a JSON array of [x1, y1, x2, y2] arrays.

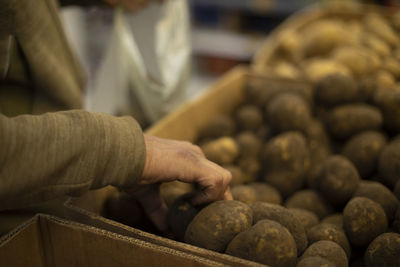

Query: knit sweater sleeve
[[0, 110, 146, 210]]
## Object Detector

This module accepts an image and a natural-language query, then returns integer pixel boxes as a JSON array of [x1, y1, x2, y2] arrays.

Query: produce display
[[103, 5, 400, 267]]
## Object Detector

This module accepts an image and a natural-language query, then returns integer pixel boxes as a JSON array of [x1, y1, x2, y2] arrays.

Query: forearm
[[0, 110, 145, 210]]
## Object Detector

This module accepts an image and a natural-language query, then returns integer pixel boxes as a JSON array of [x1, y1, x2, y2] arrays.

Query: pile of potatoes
[[162, 72, 400, 267], [265, 6, 400, 91]]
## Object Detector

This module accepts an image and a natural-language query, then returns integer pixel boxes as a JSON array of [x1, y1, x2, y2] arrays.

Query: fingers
[[128, 185, 168, 232], [191, 162, 232, 206]]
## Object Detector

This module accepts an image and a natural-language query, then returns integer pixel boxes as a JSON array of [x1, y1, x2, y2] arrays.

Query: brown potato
[[300, 240, 348, 267], [235, 104, 263, 131], [199, 114, 236, 140], [285, 190, 333, 219], [353, 181, 399, 223], [245, 78, 313, 108], [167, 193, 199, 241], [314, 74, 359, 107], [392, 205, 400, 233], [232, 182, 282, 206], [223, 165, 248, 186], [332, 46, 381, 77], [235, 131, 262, 158], [236, 157, 261, 183], [326, 104, 383, 140], [307, 223, 351, 259], [364, 13, 399, 47], [251, 202, 307, 255], [378, 139, 400, 188], [321, 213, 343, 229], [365, 233, 400, 267], [262, 132, 310, 196], [342, 131, 387, 178], [394, 180, 400, 200], [296, 256, 336, 267], [315, 156, 360, 206], [302, 58, 351, 82], [373, 87, 400, 133], [201, 137, 239, 165], [358, 76, 377, 102], [231, 185, 257, 206], [226, 219, 297, 267], [343, 197, 388, 247], [184, 200, 253, 252], [266, 93, 312, 133], [301, 19, 347, 57], [288, 208, 319, 232]]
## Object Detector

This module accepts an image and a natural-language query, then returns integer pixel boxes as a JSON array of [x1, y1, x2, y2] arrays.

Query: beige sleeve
[[0, 110, 146, 210]]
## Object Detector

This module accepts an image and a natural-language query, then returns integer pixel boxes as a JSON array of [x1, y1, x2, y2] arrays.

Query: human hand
[[125, 134, 233, 232], [104, 0, 164, 12]]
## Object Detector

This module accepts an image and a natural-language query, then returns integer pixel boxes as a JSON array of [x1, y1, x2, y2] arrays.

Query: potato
[[160, 181, 194, 208], [343, 197, 388, 247], [378, 139, 400, 188], [235, 131, 262, 158], [364, 13, 399, 47], [303, 58, 351, 83], [167, 193, 199, 241], [251, 202, 307, 255], [301, 19, 347, 57], [354, 181, 399, 222], [365, 233, 400, 267], [307, 223, 351, 259], [321, 213, 343, 229], [223, 165, 247, 186], [235, 104, 263, 131], [305, 120, 332, 182], [231, 185, 257, 205], [375, 69, 396, 88], [256, 124, 272, 140], [184, 200, 252, 252], [237, 157, 260, 183], [245, 78, 313, 108], [358, 76, 377, 102], [382, 57, 400, 78], [315, 156, 360, 206], [314, 74, 359, 106], [342, 131, 387, 178], [296, 256, 336, 267], [394, 180, 400, 200], [201, 137, 239, 165], [363, 33, 391, 57], [332, 46, 381, 77], [199, 114, 235, 140], [262, 132, 310, 196], [288, 208, 319, 232], [373, 87, 400, 134], [300, 240, 348, 267], [284, 190, 333, 219], [393, 205, 400, 233], [226, 219, 297, 267], [278, 30, 302, 61], [266, 93, 312, 133], [250, 182, 282, 204], [272, 61, 302, 80], [326, 104, 383, 140]]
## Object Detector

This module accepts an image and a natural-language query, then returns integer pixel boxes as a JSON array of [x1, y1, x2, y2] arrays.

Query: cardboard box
[[65, 66, 309, 267], [0, 214, 230, 267]]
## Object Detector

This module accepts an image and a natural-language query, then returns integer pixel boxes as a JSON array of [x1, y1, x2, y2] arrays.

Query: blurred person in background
[[0, 0, 232, 236]]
